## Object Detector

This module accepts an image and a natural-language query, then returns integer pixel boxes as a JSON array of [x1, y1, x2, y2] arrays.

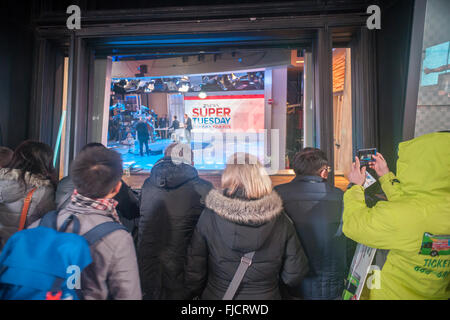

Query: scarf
[[71, 190, 120, 222]]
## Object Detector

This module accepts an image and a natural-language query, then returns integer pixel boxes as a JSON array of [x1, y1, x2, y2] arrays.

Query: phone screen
[[357, 148, 377, 167]]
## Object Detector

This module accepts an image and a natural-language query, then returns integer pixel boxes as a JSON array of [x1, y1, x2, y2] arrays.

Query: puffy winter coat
[[275, 175, 355, 299], [138, 157, 212, 300], [0, 169, 55, 250], [184, 189, 309, 300], [343, 132, 450, 300]]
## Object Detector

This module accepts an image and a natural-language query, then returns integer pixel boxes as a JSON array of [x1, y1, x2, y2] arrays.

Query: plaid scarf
[[71, 190, 120, 222]]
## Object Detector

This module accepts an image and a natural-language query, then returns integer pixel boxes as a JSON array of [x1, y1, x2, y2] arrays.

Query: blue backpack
[[0, 211, 128, 300]]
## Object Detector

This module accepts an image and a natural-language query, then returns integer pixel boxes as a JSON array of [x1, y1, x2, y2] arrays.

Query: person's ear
[[110, 180, 122, 197]]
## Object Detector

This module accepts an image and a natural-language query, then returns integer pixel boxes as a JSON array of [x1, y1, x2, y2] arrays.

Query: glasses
[[322, 166, 332, 173]]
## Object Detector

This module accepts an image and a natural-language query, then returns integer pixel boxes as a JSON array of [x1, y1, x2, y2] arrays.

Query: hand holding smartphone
[[368, 152, 390, 177], [357, 148, 377, 167]]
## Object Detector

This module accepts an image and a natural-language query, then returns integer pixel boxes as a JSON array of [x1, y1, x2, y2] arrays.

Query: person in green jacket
[[343, 131, 450, 300]]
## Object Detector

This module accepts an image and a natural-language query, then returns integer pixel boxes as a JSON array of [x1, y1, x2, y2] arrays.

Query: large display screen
[[414, 0, 450, 138], [183, 91, 266, 170], [420, 41, 450, 88], [184, 92, 265, 132]]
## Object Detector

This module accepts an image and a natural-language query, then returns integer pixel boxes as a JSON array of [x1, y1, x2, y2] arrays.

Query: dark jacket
[[159, 118, 167, 128], [185, 117, 193, 131], [184, 189, 309, 300], [275, 175, 356, 300], [138, 157, 212, 300], [169, 119, 180, 130], [136, 121, 149, 141]]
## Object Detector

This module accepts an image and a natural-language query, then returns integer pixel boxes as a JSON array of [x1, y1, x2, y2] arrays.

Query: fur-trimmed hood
[[0, 168, 53, 203], [206, 189, 283, 225], [0, 169, 52, 188], [205, 189, 284, 252], [205, 189, 283, 225]]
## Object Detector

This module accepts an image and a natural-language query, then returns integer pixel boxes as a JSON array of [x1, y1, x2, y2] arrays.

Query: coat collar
[[293, 175, 325, 183], [205, 189, 283, 225]]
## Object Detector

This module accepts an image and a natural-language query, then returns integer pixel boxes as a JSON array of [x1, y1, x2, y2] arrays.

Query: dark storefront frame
[[28, 1, 381, 184]]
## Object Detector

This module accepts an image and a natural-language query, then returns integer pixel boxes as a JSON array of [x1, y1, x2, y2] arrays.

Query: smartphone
[[357, 148, 377, 167]]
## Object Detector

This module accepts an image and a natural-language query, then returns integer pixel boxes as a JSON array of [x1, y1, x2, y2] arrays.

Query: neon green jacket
[[343, 132, 450, 300]]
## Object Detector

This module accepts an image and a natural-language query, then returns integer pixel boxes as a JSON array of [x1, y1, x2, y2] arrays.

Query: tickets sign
[[184, 93, 265, 132]]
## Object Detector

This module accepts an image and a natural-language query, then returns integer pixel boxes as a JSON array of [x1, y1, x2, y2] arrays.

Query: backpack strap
[[45, 277, 65, 300], [82, 222, 128, 246], [57, 191, 73, 211], [39, 211, 126, 245], [0, 265, 7, 278], [223, 251, 256, 300], [58, 215, 80, 234], [39, 211, 81, 234], [39, 210, 59, 229], [18, 188, 37, 231]]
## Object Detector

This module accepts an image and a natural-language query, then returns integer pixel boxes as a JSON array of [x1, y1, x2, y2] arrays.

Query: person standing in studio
[[168, 116, 180, 141], [184, 114, 193, 145], [136, 117, 150, 156], [158, 115, 168, 139]]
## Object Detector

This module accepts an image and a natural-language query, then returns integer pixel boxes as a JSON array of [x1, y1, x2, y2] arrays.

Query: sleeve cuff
[[345, 184, 365, 201], [379, 172, 395, 186]]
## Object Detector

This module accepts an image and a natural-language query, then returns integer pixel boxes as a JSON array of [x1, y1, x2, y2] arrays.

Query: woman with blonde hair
[[184, 153, 309, 300]]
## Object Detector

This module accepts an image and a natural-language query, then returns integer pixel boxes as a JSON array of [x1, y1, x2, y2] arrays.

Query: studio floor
[[108, 138, 349, 191], [107, 134, 265, 172]]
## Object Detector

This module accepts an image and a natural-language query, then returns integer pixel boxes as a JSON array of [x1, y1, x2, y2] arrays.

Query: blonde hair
[[222, 153, 272, 199]]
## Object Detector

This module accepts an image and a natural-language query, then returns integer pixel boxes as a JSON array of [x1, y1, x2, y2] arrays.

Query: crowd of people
[[0, 130, 448, 300]]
